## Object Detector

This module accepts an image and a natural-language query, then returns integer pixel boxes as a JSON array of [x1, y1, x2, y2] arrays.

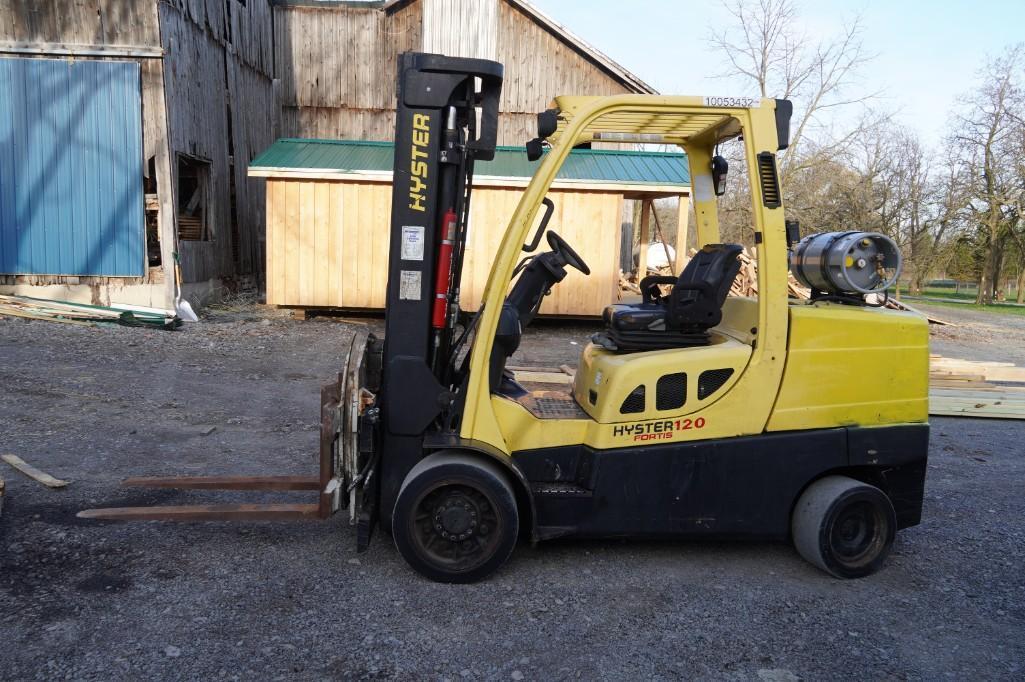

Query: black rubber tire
[[392, 452, 519, 583], [791, 475, 896, 579]]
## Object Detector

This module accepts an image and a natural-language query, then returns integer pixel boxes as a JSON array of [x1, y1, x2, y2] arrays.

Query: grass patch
[[905, 297, 1025, 317]]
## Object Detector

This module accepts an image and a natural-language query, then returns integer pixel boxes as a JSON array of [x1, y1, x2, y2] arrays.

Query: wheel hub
[[433, 495, 479, 542]]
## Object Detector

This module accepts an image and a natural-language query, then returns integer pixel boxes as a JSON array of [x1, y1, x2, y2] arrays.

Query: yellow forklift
[[82, 54, 929, 583]]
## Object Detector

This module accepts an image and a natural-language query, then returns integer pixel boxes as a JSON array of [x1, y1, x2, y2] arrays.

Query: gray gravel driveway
[[1, 310, 1023, 680]]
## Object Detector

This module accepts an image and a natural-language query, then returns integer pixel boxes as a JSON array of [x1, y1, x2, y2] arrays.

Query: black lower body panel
[[512, 424, 929, 540]]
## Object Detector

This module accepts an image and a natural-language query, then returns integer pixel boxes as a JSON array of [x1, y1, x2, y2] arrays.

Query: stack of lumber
[[0, 295, 181, 329], [929, 355, 1025, 420]]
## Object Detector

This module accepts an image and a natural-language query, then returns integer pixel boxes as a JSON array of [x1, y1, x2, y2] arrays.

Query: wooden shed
[[249, 139, 691, 316]]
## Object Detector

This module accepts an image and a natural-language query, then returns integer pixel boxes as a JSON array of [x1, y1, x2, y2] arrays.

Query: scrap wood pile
[[929, 356, 1025, 420], [618, 248, 950, 325], [618, 247, 811, 300], [0, 294, 180, 329]]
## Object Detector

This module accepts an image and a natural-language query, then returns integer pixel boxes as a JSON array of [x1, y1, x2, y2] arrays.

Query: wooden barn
[[272, 0, 656, 144], [249, 139, 691, 316], [0, 0, 277, 309]]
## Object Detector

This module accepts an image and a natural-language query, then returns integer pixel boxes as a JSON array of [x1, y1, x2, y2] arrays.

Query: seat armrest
[[639, 275, 678, 303]]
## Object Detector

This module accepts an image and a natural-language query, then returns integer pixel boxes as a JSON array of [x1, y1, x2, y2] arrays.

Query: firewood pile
[[617, 248, 811, 300]]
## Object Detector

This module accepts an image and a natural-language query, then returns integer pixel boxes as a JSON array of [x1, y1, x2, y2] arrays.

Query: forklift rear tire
[[791, 475, 896, 579], [392, 452, 519, 583]]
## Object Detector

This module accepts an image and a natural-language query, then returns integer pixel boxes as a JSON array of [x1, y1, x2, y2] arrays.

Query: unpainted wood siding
[[159, 0, 276, 282], [422, 0, 498, 60], [264, 178, 622, 316], [275, 0, 638, 145], [0, 0, 160, 46], [275, 2, 422, 139]]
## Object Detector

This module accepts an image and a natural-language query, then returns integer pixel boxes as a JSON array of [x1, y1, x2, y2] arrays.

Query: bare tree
[[952, 45, 1024, 304], [708, 0, 876, 185]]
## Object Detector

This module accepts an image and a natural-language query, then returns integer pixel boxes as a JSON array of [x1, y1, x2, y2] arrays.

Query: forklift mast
[[378, 53, 503, 526]]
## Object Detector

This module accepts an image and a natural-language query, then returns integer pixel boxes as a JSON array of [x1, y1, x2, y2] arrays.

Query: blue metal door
[[0, 58, 145, 276]]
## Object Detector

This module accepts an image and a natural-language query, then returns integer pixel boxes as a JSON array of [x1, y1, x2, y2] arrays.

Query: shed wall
[[264, 178, 622, 315]]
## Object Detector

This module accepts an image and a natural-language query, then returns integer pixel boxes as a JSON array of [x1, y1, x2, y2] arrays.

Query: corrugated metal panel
[[0, 57, 145, 276], [249, 138, 690, 185]]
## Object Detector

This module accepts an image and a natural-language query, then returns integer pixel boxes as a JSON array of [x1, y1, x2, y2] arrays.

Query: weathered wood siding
[[275, 0, 638, 145], [495, 1, 629, 116], [275, 2, 422, 140], [264, 177, 622, 316], [422, 0, 498, 60], [0, 0, 160, 46], [159, 0, 276, 282]]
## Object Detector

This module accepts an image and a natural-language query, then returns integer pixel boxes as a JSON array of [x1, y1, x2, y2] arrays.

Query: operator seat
[[596, 243, 744, 352]]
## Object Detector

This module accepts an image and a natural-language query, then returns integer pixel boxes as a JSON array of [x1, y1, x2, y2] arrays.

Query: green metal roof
[[249, 138, 690, 187]]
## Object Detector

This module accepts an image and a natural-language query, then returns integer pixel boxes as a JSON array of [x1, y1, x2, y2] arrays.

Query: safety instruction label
[[400, 225, 425, 261], [399, 270, 422, 300]]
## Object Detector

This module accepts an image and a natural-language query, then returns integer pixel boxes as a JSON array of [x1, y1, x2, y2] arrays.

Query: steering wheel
[[546, 231, 591, 275]]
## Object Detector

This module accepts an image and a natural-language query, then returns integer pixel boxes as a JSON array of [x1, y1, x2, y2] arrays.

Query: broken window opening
[[176, 153, 211, 242], [144, 155, 162, 267]]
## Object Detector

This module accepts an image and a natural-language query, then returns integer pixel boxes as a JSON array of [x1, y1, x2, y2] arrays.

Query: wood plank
[[675, 194, 691, 274], [341, 183, 360, 308], [638, 199, 650, 277], [283, 181, 301, 305], [513, 370, 573, 384], [2, 454, 69, 488], [298, 182, 316, 306]]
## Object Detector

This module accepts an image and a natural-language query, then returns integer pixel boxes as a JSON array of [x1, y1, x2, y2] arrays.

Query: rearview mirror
[[711, 155, 729, 196]]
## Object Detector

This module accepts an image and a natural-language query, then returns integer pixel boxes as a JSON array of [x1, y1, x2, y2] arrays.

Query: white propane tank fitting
[[790, 231, 902, 295]]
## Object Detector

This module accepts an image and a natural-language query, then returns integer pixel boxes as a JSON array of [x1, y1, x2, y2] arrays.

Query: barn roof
[[248, 138, 690, 193]]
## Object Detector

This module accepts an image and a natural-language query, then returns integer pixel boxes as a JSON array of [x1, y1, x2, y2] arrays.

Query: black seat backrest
[[666, 243, 743, 330]]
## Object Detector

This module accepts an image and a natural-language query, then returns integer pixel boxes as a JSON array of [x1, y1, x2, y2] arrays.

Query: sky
[[529, 0, 1025, 149]]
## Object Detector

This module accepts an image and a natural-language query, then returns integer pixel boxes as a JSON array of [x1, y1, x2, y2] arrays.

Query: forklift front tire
[[392, 452, 519, 583], [791, 475, 896, 579]]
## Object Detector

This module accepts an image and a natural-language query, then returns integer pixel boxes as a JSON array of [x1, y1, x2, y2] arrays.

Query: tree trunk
[[977, 235, 998, 304], [991, 240, 1006, 302], [1017, 267, 1025, 304], [910, 267, 927, 296]]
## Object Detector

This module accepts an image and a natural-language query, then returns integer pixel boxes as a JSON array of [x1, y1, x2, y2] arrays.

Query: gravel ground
[[1, 306, 1024, 680]]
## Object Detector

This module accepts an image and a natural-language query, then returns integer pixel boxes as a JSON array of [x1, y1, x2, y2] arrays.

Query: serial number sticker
[[613, 417, 707, 442], [399, 270, 422, 300], [703, 96, 760, 108], [400, 225, 425, 261]]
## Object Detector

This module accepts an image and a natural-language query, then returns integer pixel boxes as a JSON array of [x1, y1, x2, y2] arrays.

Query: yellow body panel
[[767, 302, 930, 431], [573, 333, 751, 422]]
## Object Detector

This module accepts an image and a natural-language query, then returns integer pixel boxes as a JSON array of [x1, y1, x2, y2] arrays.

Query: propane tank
[[790, 231, 902, 295]]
